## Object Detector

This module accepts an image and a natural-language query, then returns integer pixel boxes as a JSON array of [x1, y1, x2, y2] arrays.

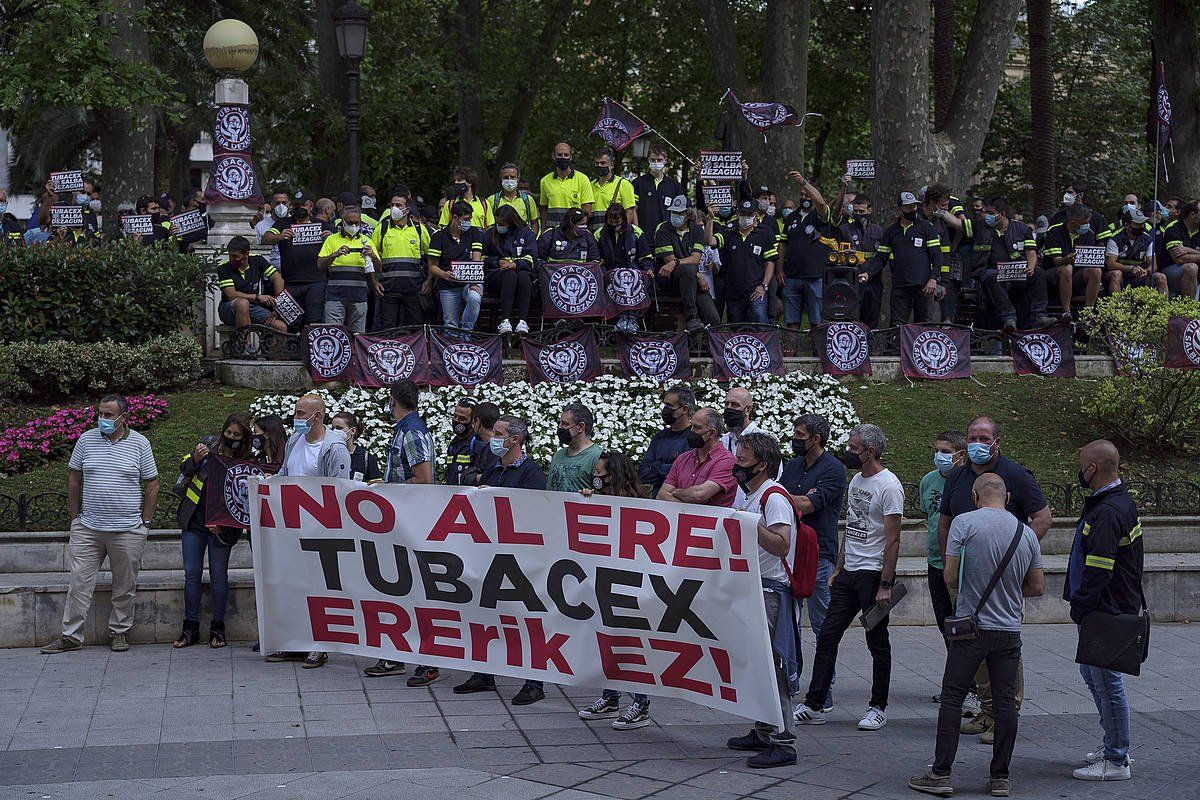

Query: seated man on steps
[[216, 236, 289, 337]]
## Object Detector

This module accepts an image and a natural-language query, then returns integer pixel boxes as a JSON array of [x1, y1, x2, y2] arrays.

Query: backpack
[[759, 485, 820, 599], [492, 190, 534, 226]]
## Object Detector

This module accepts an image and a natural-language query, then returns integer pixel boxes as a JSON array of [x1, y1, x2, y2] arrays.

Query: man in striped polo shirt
[[41, 394, 160, 654]]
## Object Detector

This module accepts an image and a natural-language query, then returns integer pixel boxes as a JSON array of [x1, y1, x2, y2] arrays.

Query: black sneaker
[[453, 674, 496, 694], [405, 667, 441, 687], [747, 743, 797, 769], [577, 696, 621, 720], [364, 659, 406, 677], [612, 700, 651, 730], [512, 685, 545, 706], [302, 651, 328, 669], [727, 730, 770, 751]]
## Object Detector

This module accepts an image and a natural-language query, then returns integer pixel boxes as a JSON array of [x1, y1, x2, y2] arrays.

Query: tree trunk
[[1027, 0, 1056, 213], [315, 0, 347, 195], [454, 0, 486, 189], [1153, 0, 1200, 198], [98, 0, 153, 237], [494, 0, 575, 180], [933, 0, 956, 132]]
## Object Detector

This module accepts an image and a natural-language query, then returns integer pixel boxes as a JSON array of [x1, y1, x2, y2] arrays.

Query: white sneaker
[[515, 320, 530, 334], [792, 703, 826, 725], [1073, 760, 1131, 781], [857, 706, 887, 731], [498, 319, 513, 334], [1085, 744, 1134, 765]]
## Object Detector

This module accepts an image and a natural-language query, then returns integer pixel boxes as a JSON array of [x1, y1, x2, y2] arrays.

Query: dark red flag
[[591, 98, 650, 152], [306, 324, 358, 383], [725, 89, 802, 130], [616, 331, 691, 382], [539, 262, 609, 318], [899, 324, 972, 380], [203, 105, 264, 208], [353, 330, 430, 387], [204, 455, 279, 528], [707, 329, 785, 381], [815, 321, 872, 376], [427, 329, 504, 387], [1165, 316, 1200, 369], [1009, 324, 1076, 377], [604, 267, 652, 318], [521, 327, 603, 386]]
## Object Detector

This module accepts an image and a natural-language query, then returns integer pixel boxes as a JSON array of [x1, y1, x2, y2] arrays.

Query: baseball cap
[[667, 196, 689, 213], [294, 188, 310, 203], [737, 199, 755, 213], [754, 185, 771, 197], [337, 191, 356, 206], [898, 191, 919, 206], [1122, 207, 1148, 225]]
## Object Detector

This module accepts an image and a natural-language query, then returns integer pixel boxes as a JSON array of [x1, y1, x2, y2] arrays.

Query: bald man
[[911, 473, 1044, 797], [271, 394, 351, 669], [540, 141, 594, 229], [1067, 440, 1143, 782]]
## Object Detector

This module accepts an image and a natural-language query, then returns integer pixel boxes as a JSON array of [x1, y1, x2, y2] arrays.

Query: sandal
[[173, 623, 199, 648], [209, 621, 227, 649]]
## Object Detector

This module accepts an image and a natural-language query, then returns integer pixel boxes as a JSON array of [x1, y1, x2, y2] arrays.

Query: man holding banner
[[217, 237, 290, 334]]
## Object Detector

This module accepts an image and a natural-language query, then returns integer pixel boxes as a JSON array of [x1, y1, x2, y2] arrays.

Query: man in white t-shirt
[[794, 423, 903, 732], [725, 433, 799, 770]]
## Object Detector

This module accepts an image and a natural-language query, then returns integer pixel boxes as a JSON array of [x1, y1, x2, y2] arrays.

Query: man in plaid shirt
[[362, 379, 435, 681]]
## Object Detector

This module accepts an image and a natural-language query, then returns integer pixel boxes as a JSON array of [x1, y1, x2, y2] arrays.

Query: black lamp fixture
[[333, 0, 371, 194]]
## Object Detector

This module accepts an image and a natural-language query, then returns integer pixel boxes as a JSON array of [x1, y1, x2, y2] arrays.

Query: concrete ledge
[[214, 359, 312, 390], [1, 554, 1196, 648]]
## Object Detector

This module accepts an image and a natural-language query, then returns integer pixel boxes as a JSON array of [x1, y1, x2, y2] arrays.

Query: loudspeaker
[[822, 266, 860, 321]]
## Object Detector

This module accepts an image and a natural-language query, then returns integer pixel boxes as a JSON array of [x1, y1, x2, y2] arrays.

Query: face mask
[[576, 225, 588, 237], [361, 195, 376, 210], [757, 199, 770, 212], [1077, 466, 1093, 490], [274, 203, 289, 218], [75, 193, 90, 206], [801, 199, 814, 211], [251, 434, 265, 452], [902, 210, 917, 221], [766, 204, 777, 216], [686, 431, 705, 449], [293, 418, 310, 436], [649, 161, 665, 174], [1078, 224, 1091, 235], [489, 437, 510, 458], [594, 165, 611, 178], [934, 451, 956, 472], [390, 206, 407, 221], [732, 463, 760, 488], [670, 212, 686, 228], [661, 406, 677, 426], [792, 438, 810, 458], [97, 417, 118, 435], [717, 206, 731, 217], [967, 442, 993, 464], [1123, 203, 1136, 214], [591, 475, 606, 491], [343, 223, 361, 236], [723, 408, 745, 430], [458, 219, 472, 232], [501, 178, 518, 192], [983, 213, 997, 228], [554, 156, 572, 170], [557, 427, 574, 446], [738, 215, 756, 229], [841, 450, 863, 470], [452, 421, 469, 436], [495, 224, 509, 234], [221, 435, 240, 450], [782, 207, 794, 218]]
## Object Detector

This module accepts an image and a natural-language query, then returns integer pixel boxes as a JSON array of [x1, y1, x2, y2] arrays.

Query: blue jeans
[[726, 295, 768, 324], [182, 526, 232, 623], [602, 689, 649, 704], [799, 558, 835, 704], [1080, 663, 1130, 765], [783, 277, 822, 325], [439, 285, 482, 331]]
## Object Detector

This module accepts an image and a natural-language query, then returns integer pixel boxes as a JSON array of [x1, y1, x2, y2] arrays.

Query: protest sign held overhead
[[845, 159, 875, 179], [50, 170, 85, 193], [701, 184, 735, 212], [699, 151, 743, 182], [50, 205, 84, 229]]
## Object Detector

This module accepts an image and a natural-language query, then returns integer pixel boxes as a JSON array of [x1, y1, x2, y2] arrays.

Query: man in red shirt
[[657, 408, 737, 508]]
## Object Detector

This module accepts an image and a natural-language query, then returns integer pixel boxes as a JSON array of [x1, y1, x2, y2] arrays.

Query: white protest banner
[[699, 151, 743, 182], [171, 209, 207, 237], [702, 184, 735, 211], [274, 290, 304, 325], [50, 205, 84, 228], [122, 214, 155, 237], [252, 479, 782, 727], [845, 159, 876, 179], [451, 261, 486, 283], [290, 223, 325, 246], [50, 170, 85, 193], [1074, 245, 1106, 269], [996, 261, 1027, 282]]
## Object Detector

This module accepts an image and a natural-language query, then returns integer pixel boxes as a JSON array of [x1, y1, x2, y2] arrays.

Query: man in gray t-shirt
[[910, 473, 1045, 797]]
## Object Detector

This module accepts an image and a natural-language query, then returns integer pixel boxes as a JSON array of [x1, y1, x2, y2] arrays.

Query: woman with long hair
[[576, 451, 654, 730], [173, 412, 253, 648], [482, 204, 538, 335], [252, 415, 287, 464]]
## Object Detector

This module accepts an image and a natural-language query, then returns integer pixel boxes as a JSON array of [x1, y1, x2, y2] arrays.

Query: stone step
[[2, 554, 1196, 648], [3, 518, 1195, 575]]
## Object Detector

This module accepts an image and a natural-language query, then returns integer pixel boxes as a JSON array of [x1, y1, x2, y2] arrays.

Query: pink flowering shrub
[[0, 395, 169, 475]]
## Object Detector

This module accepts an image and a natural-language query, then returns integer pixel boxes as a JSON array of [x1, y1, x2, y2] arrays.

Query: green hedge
[[0, 240, 206, 343], [0, 333, 203, 400]]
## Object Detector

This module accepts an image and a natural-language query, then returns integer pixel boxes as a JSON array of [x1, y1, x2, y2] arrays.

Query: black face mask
[[221, 435, 241, 451], [686, 431, 705, 449], [452, 421, 469, 437], [592, 475, 606, 491], [901, 210, 917, 221], [554, 156, 572, 170], [594, 166, 611, 178], [800, 199, 813, 210], [661, 406, 677, 426], [1078, 466, 1093, 490], [250, 434, 264, 452], [792, 438, 809, 458], [732, 462, 761, 488], [557, 427, 574, 446], [723, 408, 745, 430], [841, 450, 863, 470]]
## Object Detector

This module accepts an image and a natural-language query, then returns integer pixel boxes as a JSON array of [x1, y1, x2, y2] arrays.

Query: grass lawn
[[0, 375, 1190, 505]]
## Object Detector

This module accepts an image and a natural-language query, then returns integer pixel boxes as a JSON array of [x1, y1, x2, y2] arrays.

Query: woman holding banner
[[171, 412, 253, 649], [576, 452, 656, 730]]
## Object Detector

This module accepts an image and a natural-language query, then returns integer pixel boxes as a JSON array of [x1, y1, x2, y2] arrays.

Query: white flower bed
[[249, 373, 860, 465]]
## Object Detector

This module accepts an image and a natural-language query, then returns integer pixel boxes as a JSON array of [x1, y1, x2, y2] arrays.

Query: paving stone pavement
[[1, 624, 1197, 799]]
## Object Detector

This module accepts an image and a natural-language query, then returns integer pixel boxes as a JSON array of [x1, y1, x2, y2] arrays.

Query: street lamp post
[[333, 0, 370, 196]]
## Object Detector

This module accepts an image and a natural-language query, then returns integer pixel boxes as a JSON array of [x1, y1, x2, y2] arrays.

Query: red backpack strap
[[759, 485, 798, 578]]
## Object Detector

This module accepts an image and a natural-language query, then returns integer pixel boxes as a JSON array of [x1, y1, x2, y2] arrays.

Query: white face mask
[[274, 202, 289, 218], [390, 206, 407, 221], [501, 178, 518, 192], [361, 195, 376, 210], [343, 223, 361, 236], [88, 199, 102, 212], [649, 160, 665, 174], [738, 215, 757, 229], [1062, 192, 1076, 206], [766, 204, 777, 216]]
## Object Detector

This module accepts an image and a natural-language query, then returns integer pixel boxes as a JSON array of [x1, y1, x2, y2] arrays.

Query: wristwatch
[[879, 579, 895, 589], [760, 283, 769, 291]]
